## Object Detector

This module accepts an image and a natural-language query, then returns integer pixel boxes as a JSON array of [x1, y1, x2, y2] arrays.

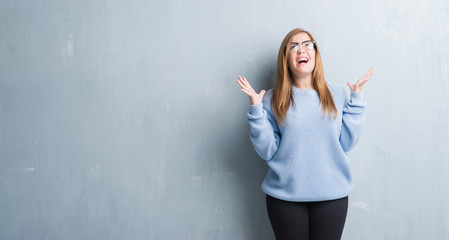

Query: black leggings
[[266, 194, 348, 240]]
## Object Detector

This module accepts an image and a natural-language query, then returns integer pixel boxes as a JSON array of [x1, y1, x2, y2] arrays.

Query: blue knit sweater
[[247, 82, 366, 202]]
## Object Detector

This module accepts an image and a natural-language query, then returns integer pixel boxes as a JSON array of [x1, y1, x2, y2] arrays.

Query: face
[[287, 32, 316, 79]]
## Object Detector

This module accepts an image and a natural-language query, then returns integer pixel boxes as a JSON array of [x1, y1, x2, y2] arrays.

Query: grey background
[[1, 0, 448, 239]]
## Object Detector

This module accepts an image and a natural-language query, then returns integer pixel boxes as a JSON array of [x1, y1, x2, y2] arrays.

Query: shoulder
[[261, 88, 274, 112], [262, 88, 274, 104], [327, 81, 344, 93], [327, 82, 347, 99]]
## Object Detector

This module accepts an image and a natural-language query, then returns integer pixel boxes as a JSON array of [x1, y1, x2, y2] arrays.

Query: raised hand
[[236, 76, 266, 105], [347, 68, 376, 92]]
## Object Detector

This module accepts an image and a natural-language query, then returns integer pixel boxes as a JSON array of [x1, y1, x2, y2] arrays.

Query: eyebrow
[[291, 40, 313, 44]]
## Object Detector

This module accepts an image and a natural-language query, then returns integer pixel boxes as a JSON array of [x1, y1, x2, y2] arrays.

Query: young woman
[[236, 28, 375, 240]]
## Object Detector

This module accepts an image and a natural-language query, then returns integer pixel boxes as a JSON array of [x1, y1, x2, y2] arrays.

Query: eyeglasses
[[288, 40, 316, 52]]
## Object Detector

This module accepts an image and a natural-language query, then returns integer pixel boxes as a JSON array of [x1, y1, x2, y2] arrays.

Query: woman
[[236, 28, 375, 240]]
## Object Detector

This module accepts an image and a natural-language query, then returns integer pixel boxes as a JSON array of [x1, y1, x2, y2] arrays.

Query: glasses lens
[[289, 41, 314, 52], [303, 41, 314, 50], [289, 43, 299, 51]]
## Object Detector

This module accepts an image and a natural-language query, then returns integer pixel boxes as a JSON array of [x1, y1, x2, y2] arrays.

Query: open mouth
[[297, 57, 309, 65]]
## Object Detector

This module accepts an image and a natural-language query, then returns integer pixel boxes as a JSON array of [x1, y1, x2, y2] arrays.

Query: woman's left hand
[[347, 68, 376, 92]]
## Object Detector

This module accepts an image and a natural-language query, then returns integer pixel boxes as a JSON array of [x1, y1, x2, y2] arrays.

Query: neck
[[292, 74, 313, 89]]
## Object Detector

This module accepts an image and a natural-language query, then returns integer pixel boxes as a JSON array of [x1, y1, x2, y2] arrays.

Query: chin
[[294, 69, 313, 75]]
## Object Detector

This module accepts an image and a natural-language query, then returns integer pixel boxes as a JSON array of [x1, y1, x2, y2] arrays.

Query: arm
[[339, 91, 366, 152], [236, 75, 281, 160], [247, 97, 281, 161], [340, 68, 375, 152]]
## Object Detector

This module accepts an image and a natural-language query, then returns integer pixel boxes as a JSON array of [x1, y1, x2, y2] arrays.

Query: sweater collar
[[292, 85, 317, 95]]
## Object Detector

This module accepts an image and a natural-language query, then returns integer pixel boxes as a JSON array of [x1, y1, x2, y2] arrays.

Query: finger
[[238, 76, 244, 84], [238, 76, 251, 89], [360, 71, 372, 81], [348, 82, 357, 91], [364, 68, 375, 75], [359, 70, 375, 83], [240, 87, 250, 93], [239, 76, 251, 88], [239, 81, 255, 94], [240, 88, 252, 96], [365, 68, 376, 78], [237, 80, 247, 89], [361, 72, 374, 83], [240, 76, 257, 93], [362, 68, 375, 76], [242, 77, 251, 86], [357, 76, 370, 84], [243, 80, 252, 89], [357, 73, 374, 88], [236, 79, 246, 89], [356, 79, 368, 88]]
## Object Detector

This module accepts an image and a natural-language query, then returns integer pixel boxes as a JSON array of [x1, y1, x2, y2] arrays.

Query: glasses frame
[[287, 40, 316, 52]]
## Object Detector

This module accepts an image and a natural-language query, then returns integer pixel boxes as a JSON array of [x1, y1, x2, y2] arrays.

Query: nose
[[296, 45, 306, 54]]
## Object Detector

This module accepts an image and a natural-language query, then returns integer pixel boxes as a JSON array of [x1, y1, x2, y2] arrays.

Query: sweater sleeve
[[339, 91, 366, 152], [246, 96, 281, 161]]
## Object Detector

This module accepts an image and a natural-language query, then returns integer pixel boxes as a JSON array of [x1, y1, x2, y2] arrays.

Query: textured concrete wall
[[1, 0, 448, 239]]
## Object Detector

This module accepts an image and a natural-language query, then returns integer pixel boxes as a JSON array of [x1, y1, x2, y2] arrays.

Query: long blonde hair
[[271, 28, 337, 126]]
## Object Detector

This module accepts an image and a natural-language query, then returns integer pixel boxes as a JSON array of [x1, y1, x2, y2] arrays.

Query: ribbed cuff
[[350, 92, 364, 104], [249, 103, 263, 117]]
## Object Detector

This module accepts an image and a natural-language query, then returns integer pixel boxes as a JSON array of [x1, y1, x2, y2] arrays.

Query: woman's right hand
[[236, 76, 266, 105]]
